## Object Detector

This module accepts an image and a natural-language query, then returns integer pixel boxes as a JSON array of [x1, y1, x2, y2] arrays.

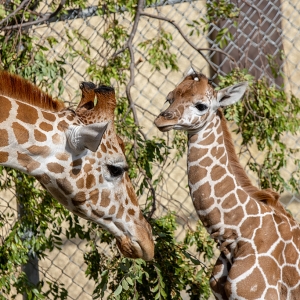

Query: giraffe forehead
[[173, 75, 215, 101]]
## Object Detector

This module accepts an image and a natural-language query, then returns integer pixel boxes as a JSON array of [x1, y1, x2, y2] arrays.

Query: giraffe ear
[[185, 65, 199, 77], [66, 122, 109, 153], [217, 82, 248, 107]]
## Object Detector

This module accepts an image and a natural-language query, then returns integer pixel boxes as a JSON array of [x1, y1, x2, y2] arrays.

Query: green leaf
[[113, 285, 122, 296]]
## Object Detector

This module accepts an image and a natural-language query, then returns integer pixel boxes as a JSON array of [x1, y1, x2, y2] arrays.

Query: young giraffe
[[155, 70, 300, 299], [0, 71, 154, 261]]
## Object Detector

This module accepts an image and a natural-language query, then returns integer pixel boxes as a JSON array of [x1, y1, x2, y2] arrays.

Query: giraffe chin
[[116, 236, 154, 261]]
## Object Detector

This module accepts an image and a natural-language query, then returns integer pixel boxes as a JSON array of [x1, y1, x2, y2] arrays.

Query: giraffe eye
[[107, 165, 128, 177], [107, 165, 125, 177], [195, 103, 208, 111]]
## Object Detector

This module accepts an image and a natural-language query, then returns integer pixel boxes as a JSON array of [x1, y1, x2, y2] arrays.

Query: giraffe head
[[154, 69, 247, 134], [67, 82, 154, 260], [0, 72, 154, 261]]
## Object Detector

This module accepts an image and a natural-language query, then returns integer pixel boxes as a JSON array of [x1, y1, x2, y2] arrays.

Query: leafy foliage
[[219, 69, 300, 193], [84, 213, 214, 300], [188, 0, 239, 48], [139, 29, 178, 71], [0, 0, 299, 299]]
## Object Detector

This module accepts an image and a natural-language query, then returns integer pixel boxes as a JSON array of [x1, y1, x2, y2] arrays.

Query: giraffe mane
[[0, 71, 65, 112], [218, 109, 292, 218]]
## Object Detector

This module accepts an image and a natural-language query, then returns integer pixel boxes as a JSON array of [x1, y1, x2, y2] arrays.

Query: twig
[[1, 0, 66, 31], [0, 0, 31, 27], [123, 0, 145, 127], [140, 12, 238, 71], [196, 47, 237, 67], [134, 103, 158, 117]]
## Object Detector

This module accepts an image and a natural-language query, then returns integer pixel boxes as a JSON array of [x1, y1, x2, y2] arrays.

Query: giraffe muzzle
[[117, 232, 154, 261], [154, 113, 177, 132]]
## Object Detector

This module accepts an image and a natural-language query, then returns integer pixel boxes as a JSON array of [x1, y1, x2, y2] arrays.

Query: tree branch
[[0, 0, 31, 27], [123, 0, 145, 126], [1, 0, 66, 31], [140, 11, 238, 71]]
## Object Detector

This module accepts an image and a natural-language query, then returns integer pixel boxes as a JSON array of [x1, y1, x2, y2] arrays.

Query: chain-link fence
[[1, 0, 300, 298]]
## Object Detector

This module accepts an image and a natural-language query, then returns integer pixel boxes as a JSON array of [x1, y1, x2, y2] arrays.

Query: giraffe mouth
[[156, 124, 175, 132], [116, 235, 154, 261]]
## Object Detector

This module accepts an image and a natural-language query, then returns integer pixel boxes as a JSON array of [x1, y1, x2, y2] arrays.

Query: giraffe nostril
[[161, 111, 174, 120]]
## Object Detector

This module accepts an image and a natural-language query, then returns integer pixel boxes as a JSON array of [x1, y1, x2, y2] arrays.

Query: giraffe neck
[[0, 97, 70, 176], [187, 113, 252, 248]]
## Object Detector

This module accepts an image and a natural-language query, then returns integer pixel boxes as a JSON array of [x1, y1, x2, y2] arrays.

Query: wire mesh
[[0, 0, 299, 298]]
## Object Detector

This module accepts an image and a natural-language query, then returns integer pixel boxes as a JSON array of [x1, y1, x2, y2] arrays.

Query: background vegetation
[[0, 0, 299, 299]]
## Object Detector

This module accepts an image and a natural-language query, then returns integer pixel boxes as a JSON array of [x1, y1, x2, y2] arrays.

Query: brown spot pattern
[[100, 189, 111, 207], [76, 178, 85, 189], [211, 165, 227, 181], [284, 242, 298, 264], [201, 132, 215, 145], [101, 143, 107, 153], [92, 209, 105, 218], [0, 129, 8, 147], [52, 133, 61, 144], [67, 115, 75, 121], [254, 215, 279, 253], [34, 129, 47, 142], [71, 158, 82, 167], [189, 165, 207, 185], [56, 153, 70, 161], [126, 178, 138, 206], [83, 164, 92, 173], [128, 208, 135, 216], [16, 102, 38, 124], [237, 189, 248, 204], [193, 187, 213, 210], [223, 206, 244, 226], [109, 205, 116, 215], [35, 173, 51, 185], [17, 152, 40, 172], [188, 147, 208, 162], [236, 267, 266, 299], [258, 256, 280, 286], [116, 204, 125, 219], [89, 189, 99, 205], [42, 111, 56, 122], [221, 193, 237, 209], [72, 191, 86, 206], [245, 200, 259, 215], [0, 96, 12, 123], [27, 145, 50, 158], [0, 151, 9, 163], [240, 216, 260, 239], [282, 266, 299, 287], [56, 178, 73, 195], [215, 177, 235, 198], [86, 174, 96, 189], [13, 122, 29, 144], [40, 122, 53, 132], [199, 156, 213, 167], [47, 162, 64, 173], [57, 120, 68, 131]]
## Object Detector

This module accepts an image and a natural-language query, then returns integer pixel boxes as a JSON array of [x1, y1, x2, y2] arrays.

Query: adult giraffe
[[154, 70, 300, 299], [0, 71, 154, 261]]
